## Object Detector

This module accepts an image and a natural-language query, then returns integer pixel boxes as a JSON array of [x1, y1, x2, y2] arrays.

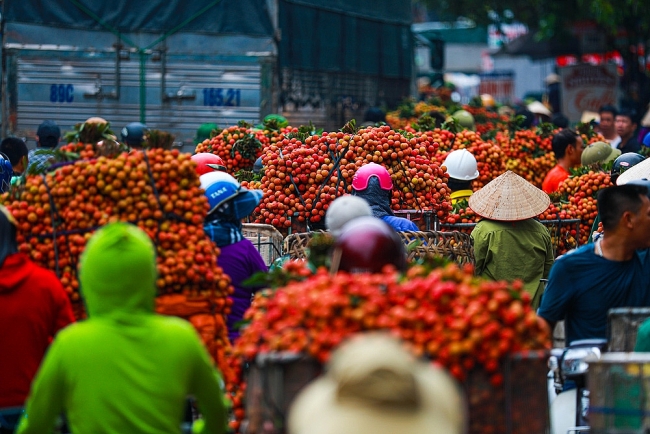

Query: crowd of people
[[3, 108, 650, 433]]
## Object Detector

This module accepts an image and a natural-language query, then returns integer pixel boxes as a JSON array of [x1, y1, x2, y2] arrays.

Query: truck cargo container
[[2, 0, 414, 149]]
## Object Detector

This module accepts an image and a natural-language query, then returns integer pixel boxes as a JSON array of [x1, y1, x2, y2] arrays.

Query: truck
[[1, 0, 414, 151]]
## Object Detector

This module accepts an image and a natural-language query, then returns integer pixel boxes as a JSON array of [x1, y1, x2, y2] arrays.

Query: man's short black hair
[[598, 184, 648, 231], [0, 137, 28, 166], [515, 108, 534, 128], [551, 128, 579, 159], [598, 105, 618, 117], [364, 107, 386, 123], [551, 113, 569, 129], [427, 111, 447, 128], [617, 108, 638, 124]]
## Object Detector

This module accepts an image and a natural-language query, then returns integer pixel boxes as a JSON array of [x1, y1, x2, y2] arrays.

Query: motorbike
[[0, 407, 23, 434], [548, 338, 608, 434], [0, 400, 195, 434]]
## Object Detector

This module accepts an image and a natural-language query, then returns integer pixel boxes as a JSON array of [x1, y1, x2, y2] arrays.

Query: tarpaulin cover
[[2, 0, 274, 37], [281, 0, 411, 25], [278, 0, 413, 79]]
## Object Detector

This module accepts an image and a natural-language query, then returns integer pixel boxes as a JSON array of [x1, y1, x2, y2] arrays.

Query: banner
[[560, 64, 618, 123], [479, 70, 515, 103]]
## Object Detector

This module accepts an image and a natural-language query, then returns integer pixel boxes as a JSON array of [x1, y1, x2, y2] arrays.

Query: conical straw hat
[[468, 171, 550, 221], [616, 156, 650, 185]]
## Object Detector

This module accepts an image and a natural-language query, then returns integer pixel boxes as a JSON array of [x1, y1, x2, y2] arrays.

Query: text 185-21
[[202, 88, 241, 107]]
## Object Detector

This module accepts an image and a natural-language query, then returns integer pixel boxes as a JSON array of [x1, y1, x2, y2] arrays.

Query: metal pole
[[139, 50, 146, 124]]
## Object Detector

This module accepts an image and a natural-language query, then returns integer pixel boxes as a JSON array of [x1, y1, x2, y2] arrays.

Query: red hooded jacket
[[0, 253, 75, 408]]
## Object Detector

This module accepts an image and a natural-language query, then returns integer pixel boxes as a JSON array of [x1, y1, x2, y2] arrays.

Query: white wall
[[445, 44, 488, 73], [491, 55, 556, 101]]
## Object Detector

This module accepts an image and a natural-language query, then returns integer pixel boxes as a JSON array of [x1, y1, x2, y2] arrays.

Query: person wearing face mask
[[200, 171, 267, 342]]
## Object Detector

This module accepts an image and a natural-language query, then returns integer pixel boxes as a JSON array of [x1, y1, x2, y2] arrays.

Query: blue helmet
[[200, 171, 240, 213], [0, 152, 12, 193], [121, 122, 148, 147], [612, 152, 645, 180], [199, 171, 263, 219]]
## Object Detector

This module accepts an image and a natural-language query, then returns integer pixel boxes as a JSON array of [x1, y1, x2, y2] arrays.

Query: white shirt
[[607, 135, 622, 149]]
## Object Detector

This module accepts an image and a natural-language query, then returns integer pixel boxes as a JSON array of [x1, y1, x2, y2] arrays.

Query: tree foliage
[[417, 0, 650, 44], [416, 0, 650, 111]]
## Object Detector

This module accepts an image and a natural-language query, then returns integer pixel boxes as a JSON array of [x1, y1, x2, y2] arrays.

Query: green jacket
[[17, 223, 227, 434], [471, 219, 554, 308], [635, 318, 650, 352]]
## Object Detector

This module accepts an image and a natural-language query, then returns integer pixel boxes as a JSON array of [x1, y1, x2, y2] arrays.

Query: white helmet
[[443, 149, 479, 181], [325, 195, 373, 237]]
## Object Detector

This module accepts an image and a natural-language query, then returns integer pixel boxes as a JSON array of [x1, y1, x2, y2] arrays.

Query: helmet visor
[[352, 173, 393, 191], [214, 188, 263, 219]]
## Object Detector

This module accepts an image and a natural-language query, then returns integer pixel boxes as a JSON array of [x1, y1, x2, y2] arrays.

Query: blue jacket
[[382, 215, 419, 232]]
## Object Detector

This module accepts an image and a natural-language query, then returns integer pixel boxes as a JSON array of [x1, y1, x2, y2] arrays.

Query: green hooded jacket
[[17, 223, 227, 434]]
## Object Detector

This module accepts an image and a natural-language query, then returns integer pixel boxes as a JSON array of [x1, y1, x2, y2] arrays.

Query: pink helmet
[[352, 163, 393, 191]]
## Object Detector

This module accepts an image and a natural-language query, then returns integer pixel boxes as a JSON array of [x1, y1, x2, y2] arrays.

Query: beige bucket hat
[[468, 171, 550, 221], [288, 333, 466, 434], [617, 156, 650, 185]]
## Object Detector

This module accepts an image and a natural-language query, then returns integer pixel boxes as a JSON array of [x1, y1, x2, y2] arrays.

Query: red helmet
[[332, 216, 406, 274], [191, 153, 226, 175], [352, 163, 393, 191]]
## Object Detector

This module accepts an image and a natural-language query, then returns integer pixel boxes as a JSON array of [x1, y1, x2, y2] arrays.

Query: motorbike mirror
[[561, 347, 602, 377]]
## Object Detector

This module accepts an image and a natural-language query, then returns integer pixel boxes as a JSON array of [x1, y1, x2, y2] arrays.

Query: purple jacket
[[217, 239, 267, 342]]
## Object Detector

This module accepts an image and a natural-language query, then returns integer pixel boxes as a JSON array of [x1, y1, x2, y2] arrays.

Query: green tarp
[[415, 26, 488, 44], [282, 0, 411, 25], [278, 0, 413, 78], [3, 0, 274, 37]]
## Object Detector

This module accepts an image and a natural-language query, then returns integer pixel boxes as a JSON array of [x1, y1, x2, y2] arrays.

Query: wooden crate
[[607, 308, 650, 352], [399, 230, 474, 265], [283, 230, 474, 265], [588, 353, 650, 433], [243, 352, 322, 434], [464, 350, 549, 434], [242, 350, 548, 434]]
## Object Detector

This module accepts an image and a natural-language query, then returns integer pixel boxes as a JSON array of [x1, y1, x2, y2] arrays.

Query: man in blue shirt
[[538, 184, 650, 345], [27, 120, 60, 173]]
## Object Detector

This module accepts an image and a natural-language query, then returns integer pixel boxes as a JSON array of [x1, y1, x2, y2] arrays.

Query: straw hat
[[527, 101, 552, 117], [468, 171, 550, 221], [288, 333, 466, 434], [85, 117, 108, 125], [616, 156, 650, 185]]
